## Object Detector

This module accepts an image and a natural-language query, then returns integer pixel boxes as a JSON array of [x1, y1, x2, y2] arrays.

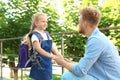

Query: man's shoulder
[[87, 34, 105, 45], [89, 31, 106, 40]]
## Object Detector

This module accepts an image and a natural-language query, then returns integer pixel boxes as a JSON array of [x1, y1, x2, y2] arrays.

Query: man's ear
[[83, 21, 87, 27], [84, 21, 89, 27]]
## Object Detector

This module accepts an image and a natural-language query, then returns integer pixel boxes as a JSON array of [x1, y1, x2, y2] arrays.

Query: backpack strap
[[29, 31, 50, 42], [29, 31, 43, 42], [45, 31, 50, 40]]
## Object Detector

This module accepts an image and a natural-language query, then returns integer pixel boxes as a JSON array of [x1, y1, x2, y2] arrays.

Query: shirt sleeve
[[72, 37, 104, 77], [31, 34, 39, 43]]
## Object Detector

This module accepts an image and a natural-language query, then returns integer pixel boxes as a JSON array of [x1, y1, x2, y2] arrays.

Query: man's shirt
[[72, 28, 120, 80]]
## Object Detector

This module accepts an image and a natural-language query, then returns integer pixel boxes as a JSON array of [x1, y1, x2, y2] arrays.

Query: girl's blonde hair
[[22, 34, 31, 50], [22, 12, 47, 50], [30, 12, 47, 32]]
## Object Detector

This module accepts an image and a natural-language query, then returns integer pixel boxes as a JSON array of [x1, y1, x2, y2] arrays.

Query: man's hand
[[64, 58, 71, 62], [54, 54, 74, 72]]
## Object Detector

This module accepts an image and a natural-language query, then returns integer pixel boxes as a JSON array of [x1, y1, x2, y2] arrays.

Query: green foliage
[[0, 0, 41, 62], [0, 0, 64, 61], [62, 0, 80, 31], [0, 1, 7, 29], [64, 34, 86, 61], [61, 0, 120, 61], [99, 1, 120, 52]]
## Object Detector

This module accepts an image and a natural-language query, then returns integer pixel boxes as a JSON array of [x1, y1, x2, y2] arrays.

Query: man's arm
[[55, 37, 103, 77], [55, 54, 74, 72], [72, 37, 103, 77]]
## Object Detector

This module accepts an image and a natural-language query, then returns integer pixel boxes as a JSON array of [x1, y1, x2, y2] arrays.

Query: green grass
[[22, 74, 61, 80], [53, 74, 61, 80]]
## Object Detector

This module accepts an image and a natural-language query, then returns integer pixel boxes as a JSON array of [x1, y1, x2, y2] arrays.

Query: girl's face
[[35, 14, 48, 30]]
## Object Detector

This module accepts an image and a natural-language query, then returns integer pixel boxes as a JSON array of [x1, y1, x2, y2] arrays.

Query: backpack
[[18, 31, 50, 69]]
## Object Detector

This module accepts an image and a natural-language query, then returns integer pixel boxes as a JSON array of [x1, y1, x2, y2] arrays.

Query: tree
[[99, 0, 120, 53], [0, 0, 120, 79], [60, 0, 120, 61], [0, 0, 64, 79]]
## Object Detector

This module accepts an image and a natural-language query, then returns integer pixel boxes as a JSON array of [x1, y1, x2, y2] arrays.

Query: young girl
[[26, 12, 59, 80]]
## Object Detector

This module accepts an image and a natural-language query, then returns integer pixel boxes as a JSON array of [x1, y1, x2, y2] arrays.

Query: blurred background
[[0, 0, 120, 80]]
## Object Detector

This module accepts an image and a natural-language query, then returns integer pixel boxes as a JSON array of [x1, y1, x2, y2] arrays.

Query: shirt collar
[[88, 27, 99, 39]]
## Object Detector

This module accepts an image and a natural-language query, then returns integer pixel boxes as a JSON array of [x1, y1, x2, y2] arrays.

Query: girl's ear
[[34, 21, 38, 27]]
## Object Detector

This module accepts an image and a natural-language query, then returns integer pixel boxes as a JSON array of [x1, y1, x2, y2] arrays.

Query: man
[[54, 6, 120, 80]]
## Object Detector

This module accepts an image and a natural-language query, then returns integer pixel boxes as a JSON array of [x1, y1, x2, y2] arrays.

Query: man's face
[[78, 16, 85, 34]]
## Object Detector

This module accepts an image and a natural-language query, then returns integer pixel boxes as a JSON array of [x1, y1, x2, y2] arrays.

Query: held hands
[[52, 54, 72, 65], [50, 54, 59, 59], [50, 52, 74, 66], [52, 54, 76, 72], [53, 54, 65, 65]]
